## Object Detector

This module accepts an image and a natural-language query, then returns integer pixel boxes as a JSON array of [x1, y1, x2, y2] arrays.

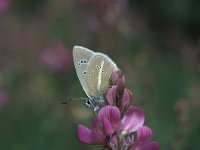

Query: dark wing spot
[[102, 70, 104, 73], [96, 65, 99, 68], [83, 71, 87, 75], [78, 63, 81, 66], [88, 75, 91, 78]]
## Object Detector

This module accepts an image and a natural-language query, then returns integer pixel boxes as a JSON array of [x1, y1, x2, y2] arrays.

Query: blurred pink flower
[[0, 90, 8, 106], [76, 105, 158, 149], [0, 0, 11, 13], [82, 0, 129, 32], [81, 0, 127, 10], [40, 42, 72, 72], [86, 15, 103, 33]]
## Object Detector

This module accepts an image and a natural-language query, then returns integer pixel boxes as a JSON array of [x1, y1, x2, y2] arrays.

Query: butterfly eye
[[80, 60, 84, 64], [83, 60, 87, 64], [84, 99, 91, 107]]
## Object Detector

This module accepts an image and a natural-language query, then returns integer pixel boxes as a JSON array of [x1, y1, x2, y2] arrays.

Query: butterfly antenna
[[61, 98, 79, 104], [61, 97, 89, 104]]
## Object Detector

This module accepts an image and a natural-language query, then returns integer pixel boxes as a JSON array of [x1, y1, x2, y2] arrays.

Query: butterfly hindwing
[[73, 46, 94, 98], [86, 52, 118, 98]]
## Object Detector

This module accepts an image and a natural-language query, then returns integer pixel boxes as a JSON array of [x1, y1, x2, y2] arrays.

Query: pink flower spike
[[105, 86, 118, 105], [137, 126, 152, 142], [98, 106, 121, 131], [76, 124, 104, 145], [122, 106, 144, 133]]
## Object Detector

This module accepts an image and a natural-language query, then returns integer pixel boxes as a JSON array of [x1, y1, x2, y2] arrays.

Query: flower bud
[[111, 70, 125, 86], [104, 85, 118, 105], [119, 88, 132, 112], [111, 70, 126, 97]]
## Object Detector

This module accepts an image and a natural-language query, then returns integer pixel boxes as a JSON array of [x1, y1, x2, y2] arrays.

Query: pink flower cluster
[[0, 0, 11, 13], [82, 0, 128, 33], [76, 70, 159, 150], [39, 42, 72, 72]]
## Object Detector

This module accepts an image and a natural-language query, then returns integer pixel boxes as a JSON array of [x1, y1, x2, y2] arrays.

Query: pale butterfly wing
[[86, 52, 118, 98], [73, 46, 94, 98]]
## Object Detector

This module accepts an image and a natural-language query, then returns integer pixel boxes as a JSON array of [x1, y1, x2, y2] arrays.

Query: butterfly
[[73, 46, 119, 110]]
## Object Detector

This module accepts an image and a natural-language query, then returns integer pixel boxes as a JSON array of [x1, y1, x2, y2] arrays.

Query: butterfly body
[[73, 46, 118, 109]]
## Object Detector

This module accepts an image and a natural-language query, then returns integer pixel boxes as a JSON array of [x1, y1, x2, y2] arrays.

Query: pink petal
[[103, 118, 114, 136], [137, 126, 152, 142], [92, 118, 105, 138], [76, 125, 93, 144], [98, 106, 121, 131], [76, 124, 104, 145], [130, 142, 159, 150], [121, 106, 144, 133], [92, 117, 100, 130]]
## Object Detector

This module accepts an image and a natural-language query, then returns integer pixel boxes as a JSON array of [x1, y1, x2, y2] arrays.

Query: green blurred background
[[0, 0, 200, 149]]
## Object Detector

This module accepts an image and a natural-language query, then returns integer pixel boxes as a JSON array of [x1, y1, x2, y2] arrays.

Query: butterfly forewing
[[86, 53, 118, 98], [73, 46, 94, 98]]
